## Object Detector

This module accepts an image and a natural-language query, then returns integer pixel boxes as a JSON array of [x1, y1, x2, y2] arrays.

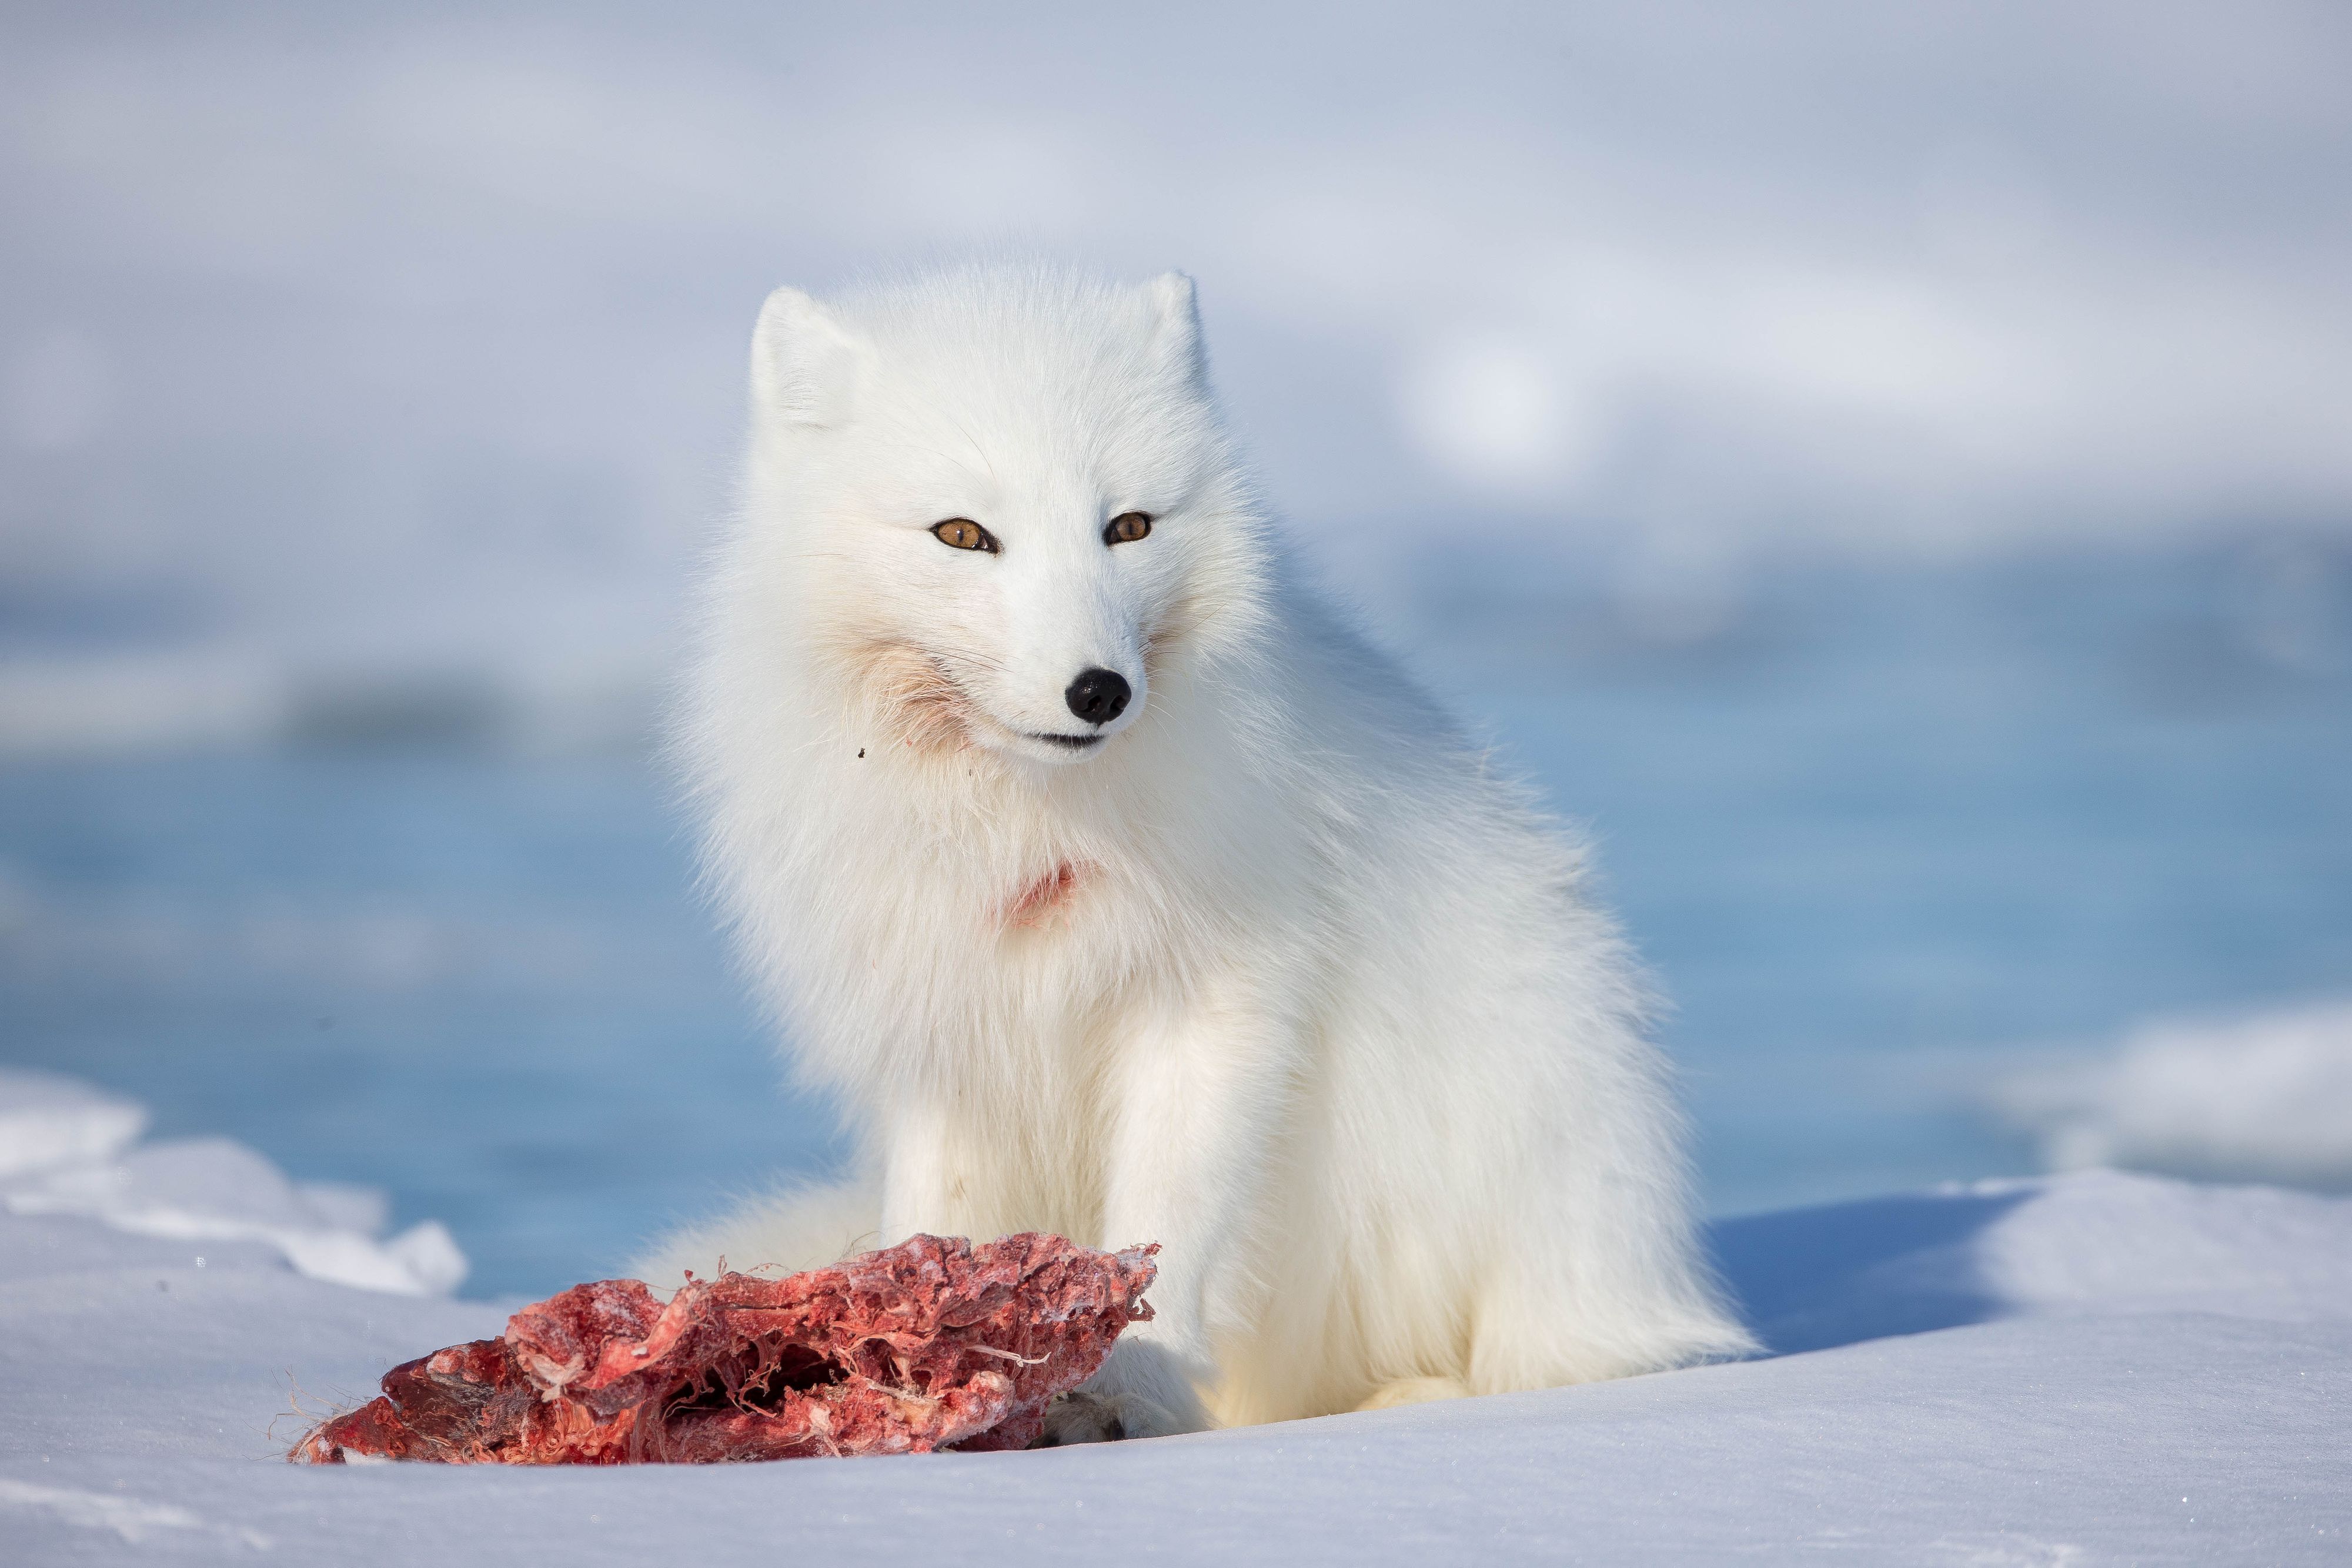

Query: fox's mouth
[[853, 643, 1128, 761]]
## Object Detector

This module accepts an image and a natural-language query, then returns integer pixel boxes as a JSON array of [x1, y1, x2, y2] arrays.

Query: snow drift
[[1996, 999, 2352, 1188], [0, 1069, 464, 1295]]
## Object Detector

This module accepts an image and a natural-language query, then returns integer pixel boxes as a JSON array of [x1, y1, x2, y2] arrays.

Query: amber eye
[[931, 518, 997, 553], [1104, 511, 1152, 545]]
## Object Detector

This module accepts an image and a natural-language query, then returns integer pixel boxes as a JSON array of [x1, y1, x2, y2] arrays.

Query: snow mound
[[0, 1070, 463, 1296], [1718, 1166, 2352, 1354], [1996, 1000, 2352, 1186]]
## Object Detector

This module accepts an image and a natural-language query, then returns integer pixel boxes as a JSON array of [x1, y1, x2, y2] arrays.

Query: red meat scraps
[[290, 1232, 1157, 1464]]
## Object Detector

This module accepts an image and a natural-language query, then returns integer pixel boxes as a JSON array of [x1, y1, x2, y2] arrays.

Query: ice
[[0, 1071, 2345, 1563], [1997, 1001, 2352, 1187]]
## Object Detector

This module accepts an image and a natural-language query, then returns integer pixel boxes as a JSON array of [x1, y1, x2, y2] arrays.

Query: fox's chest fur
[[768, 691, 1322, 1122]]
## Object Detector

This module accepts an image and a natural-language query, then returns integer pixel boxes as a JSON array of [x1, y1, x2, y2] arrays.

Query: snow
[[3, 1072, 2347, 1563], [0, 1072, 465, 1298], [0, 1069, 145, 1180], [1997, 1001, 2352, 1188]]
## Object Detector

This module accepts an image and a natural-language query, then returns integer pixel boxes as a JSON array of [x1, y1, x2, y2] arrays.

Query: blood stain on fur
[[1006, 861, 1087, 928]]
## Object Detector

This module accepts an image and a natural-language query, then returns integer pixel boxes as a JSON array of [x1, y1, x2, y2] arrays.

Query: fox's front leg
[[1043, 972, 1299, 1443], [876, 1095, 976, 1246]]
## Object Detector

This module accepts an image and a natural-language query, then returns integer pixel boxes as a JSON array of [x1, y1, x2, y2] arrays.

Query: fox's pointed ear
[[750, 286, 870, 429], [1142, 270, 1206, 387]]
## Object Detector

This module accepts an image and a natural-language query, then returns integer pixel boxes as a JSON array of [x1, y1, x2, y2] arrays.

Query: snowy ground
[[4, 1071, 2346, 1565]]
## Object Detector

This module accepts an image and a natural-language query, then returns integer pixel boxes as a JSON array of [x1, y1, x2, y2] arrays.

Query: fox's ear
[[1142, 270, 1206, 387], [750, 286, 870, 428]]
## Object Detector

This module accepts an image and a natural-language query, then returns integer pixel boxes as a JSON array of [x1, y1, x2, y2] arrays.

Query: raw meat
[[290, 1232, 1156, 1463]]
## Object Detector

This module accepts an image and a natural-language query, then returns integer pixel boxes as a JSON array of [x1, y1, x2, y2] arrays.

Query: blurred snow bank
[[0, 656, 289, 757], [7, 3, 2352, 695], [1995, 1001, 2352, 1187], [0, 1066, 146, 1178], [0, 650, 659, 759], [0, 1068, 465, 1294]]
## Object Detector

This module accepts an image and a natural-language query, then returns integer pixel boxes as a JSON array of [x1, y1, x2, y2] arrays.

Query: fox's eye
[[1104, 511, 1152, 546], [931, 519, 997, 553]]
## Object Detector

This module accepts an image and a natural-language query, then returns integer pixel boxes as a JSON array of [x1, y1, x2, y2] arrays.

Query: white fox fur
[[637, 262, 1755, 1439]]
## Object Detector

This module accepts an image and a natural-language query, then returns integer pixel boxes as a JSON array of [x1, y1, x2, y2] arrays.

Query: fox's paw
[[1030, 1389, 1179, 1446], [1354, 1375, 1474, 1412]]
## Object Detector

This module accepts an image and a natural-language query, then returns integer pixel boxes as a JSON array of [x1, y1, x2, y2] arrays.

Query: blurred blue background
[[4, 2, 2348, 1296]]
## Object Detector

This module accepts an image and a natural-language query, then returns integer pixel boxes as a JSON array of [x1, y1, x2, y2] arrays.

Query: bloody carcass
[[290, 1232, 1157, 1463]]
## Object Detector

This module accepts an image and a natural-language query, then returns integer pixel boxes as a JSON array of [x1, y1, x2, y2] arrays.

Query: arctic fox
[[639, 263, 1754, 1440]]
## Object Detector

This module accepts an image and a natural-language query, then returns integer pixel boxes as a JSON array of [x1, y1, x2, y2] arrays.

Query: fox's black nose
[[1064, 668, 1131, 726]]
